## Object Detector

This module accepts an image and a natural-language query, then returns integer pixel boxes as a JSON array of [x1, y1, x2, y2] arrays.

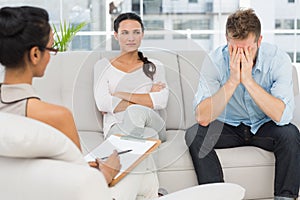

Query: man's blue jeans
[[185, 120, 300, 198]]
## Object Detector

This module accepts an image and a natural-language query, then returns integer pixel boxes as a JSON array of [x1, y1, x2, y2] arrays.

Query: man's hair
[[226, 8, 261, 42]]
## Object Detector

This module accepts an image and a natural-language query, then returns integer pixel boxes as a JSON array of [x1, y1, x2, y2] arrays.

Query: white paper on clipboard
[[84, 135, 159, 180]]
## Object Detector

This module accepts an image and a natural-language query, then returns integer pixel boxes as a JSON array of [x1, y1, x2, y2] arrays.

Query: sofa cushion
[[157, 130, 275, 171], [141, 49, 184, 130], [78, 130, 105, 156], [0, 112, 86, 165], [71, 51, 103, 132], [217, 146, 275, 168], [157, 130, 276, 198], [177, 50, 211, 129], [155, 130, 194, 171]]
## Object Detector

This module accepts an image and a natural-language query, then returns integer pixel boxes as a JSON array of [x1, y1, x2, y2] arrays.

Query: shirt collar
[[253, 48, 262, 72]]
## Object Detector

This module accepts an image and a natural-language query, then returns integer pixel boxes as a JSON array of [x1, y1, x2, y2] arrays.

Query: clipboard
[[84, 134, 161, 186]]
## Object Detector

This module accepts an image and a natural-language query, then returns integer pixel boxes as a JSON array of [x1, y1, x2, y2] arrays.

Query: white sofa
[[1, 49, 299, 199], [0, 112, 111, 200]]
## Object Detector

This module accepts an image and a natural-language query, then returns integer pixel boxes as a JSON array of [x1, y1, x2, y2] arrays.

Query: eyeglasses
[[38, 46, 59, 55], [43, 47, 59, 55]]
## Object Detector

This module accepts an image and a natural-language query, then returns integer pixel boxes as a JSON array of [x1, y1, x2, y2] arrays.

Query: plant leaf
[[52, 21, 87, 51]]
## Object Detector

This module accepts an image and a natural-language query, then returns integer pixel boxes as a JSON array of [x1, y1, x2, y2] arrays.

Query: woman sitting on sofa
[[93, 12, 169, 199], [94, 12, 169, 141], [0, 5, 120, 186]]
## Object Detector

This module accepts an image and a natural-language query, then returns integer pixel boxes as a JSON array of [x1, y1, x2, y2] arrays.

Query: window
[[1, 0, 299, 63], [275, 19, 295, 29], [173, 18, 211, 39], [275, 20, 281, 29], [287, 52, 294, 62], [132, 0, 141, 14], [71, 23, 91, 51], [287, 52, 300, 63], [143, 0, 162, 14], [144, 20, 164, 39]]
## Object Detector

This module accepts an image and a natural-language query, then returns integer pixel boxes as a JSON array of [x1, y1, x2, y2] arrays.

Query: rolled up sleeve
[[150, 88, 169, 109], [270, 54, 295, 125]]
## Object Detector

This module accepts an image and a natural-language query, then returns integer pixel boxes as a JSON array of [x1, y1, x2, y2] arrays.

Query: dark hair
[[113, 12, 144, 33], [114, 12, 156, 80], [0, 6, 50, 68], [138, 51, 156, 80], [226, 8, 261, 42]]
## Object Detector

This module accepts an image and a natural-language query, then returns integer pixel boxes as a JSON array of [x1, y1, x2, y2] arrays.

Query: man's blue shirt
[[194, 43, 295, 134]]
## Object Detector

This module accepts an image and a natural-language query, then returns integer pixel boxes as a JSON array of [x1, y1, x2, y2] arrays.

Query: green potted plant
[[52, 21, 87, 51]]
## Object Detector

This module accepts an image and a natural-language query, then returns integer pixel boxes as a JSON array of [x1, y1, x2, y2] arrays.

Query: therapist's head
[[0, 6, 55, 76]]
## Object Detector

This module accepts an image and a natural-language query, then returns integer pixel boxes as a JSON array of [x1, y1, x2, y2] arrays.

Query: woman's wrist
[[101, 168, 113, 184], [97, 161, 113, 184]]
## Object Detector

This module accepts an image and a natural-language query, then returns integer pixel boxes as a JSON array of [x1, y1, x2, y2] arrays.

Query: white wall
[[246, 0, 275, 43]]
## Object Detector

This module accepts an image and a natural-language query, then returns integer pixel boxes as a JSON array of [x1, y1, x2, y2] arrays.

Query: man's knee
[[185, 123, 209, 148], [276, 124, 300, 146], [185, 123, 198, 147]]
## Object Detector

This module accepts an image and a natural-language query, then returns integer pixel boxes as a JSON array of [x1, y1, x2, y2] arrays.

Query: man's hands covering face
[[228, 45, 255, 86]]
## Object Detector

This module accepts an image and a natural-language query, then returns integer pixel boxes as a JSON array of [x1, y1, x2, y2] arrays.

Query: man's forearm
[[196, 80, 238, 126], [243, 80, 285, 122]]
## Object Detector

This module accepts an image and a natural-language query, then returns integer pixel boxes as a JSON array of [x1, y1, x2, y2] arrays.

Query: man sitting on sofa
[[185, 8, 300, 200]]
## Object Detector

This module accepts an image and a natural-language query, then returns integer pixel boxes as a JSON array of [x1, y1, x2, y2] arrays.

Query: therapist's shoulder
[[27, 98, 74, 127]]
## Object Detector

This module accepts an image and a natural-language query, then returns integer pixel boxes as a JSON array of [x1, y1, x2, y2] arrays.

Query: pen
[[100, 149, 133, 160]]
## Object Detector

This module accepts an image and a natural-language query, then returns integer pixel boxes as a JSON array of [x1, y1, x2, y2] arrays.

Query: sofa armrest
[[0, 157, 111, 200]]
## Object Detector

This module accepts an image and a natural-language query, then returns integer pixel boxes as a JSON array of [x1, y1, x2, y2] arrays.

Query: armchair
[[0, 112, 111, 200]]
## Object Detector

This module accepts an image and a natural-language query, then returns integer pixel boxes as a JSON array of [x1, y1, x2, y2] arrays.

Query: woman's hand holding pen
[[96, 150, 122, 185]]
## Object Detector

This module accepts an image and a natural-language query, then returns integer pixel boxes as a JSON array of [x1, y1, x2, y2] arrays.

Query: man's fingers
[[228, 44, 233, 56], [243, 47, 251, 62], [240, 48, 246, 64], [232, 46, 240, 64]]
